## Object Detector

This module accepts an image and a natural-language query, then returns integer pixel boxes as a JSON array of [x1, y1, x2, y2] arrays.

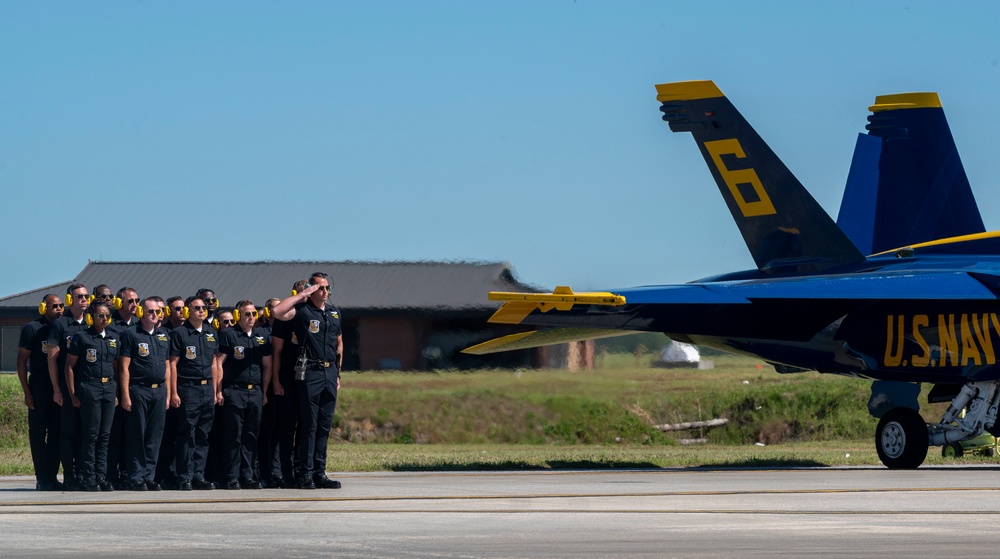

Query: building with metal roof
[[0, 260, 589, 372]]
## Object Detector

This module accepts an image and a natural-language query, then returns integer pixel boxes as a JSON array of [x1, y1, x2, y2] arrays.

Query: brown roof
[[0, 261, 540, 312]]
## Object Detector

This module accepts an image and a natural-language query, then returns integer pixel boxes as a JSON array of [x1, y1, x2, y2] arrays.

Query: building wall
[[357, 317, 429, 370], [0, 315, 32, 371]]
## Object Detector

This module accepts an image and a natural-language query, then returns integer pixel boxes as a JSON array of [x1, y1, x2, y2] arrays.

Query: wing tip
[[655, 80, 724, 103], [869, 92, 942, 112]]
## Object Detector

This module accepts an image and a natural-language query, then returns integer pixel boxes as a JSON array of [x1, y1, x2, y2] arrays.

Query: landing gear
[[875, 408, 928, 469]]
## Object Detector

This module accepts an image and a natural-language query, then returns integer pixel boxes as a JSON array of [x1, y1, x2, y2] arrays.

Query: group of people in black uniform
[[16, 272, 344, 492]]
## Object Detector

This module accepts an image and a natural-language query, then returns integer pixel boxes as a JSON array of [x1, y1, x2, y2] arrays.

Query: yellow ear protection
[[212, 318, 221, 330], [85, 314, 94, 327], [261, 307, 272, 320], [182, 306, 190, 320], [232, 309, 240, 322], [114, 296, 123, 310], [38, 301, 46, 315], [135, 306, 144, 319], [290, 289, 297, 296]]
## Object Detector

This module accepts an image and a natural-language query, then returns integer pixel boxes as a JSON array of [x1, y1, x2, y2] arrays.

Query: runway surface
[[3, 466, 1000, 557]]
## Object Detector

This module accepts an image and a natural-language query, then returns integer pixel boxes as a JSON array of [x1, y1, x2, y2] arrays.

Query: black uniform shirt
[[292, 301, 342, 365], [218, 327, 272, 385], [108, 311, 138, 336], [120, 327, 169, 384], [169, 321, 218, 381], [47, 315, 89, 386], [18, 316, 53, 382], [68, 327, 119, 383]]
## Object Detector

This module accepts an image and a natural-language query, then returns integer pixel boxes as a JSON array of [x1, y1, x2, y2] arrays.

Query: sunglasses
[[220, 319, 234, 325], [315, 286, 330, 292], [244, 310, 259, 318], [126, 298, 140, 305], [144, 308, 162, 316], [172, 306, 184, 312], [94, 313, 112, 320], [203, 297, 217, 303], [190, 305, 207, 311], [97, 293, 114, 299], [74, 293, 90, 300], [50, 303, 65, 310]]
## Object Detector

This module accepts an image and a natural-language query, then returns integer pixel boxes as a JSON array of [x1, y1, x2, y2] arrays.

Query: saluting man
[[119, 298, 169, 491], [271, 272, 342, 490]]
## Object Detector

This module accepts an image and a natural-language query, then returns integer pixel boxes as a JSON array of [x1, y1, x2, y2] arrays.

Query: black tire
[[875, 408, 928, 469], [941, 443, 963, 459]]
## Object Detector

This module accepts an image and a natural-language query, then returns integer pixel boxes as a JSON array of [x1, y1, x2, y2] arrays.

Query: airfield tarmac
[[1, 467, 1000, 558]]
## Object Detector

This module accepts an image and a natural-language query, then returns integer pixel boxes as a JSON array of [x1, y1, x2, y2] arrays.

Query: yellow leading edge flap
[[487, 286, 626, 325], [462, 327, 640, 355]]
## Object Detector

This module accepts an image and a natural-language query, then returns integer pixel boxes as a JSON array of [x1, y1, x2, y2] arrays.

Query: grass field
[[0, 354, 992, 474]]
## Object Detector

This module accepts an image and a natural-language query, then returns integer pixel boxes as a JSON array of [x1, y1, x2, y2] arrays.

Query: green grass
[[0, 354, 984, 473]]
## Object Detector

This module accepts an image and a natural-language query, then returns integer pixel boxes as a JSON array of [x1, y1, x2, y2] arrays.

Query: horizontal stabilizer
[[462, 328, 641, 355], [723, 272, 999, 301]]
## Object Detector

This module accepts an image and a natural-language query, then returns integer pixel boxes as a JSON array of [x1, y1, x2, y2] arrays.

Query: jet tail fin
[[837, 92, 985, 254], [656, 81, 865, 274]]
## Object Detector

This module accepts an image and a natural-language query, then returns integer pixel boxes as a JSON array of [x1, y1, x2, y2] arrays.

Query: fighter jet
[[464, 80, 998, 469]]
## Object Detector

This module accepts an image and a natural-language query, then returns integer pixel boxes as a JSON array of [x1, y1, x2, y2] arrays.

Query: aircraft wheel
[[875, 408, 928, 469], [941, 443, 963, 459]]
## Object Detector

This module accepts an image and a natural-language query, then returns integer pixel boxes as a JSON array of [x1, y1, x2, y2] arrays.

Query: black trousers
[[156, 407, 178, 484], [77, 380, 116, 484], [124, 384, 166, 483], [274, 372, 300, 481], [174, 382, 214, 483], [105, 405, 126, 483], [27, 378, 60, 485], [295, 368, 338, 480], [222, 385, 263, 482], [58, 384, 82, 485], [257, 382, 277, 481]]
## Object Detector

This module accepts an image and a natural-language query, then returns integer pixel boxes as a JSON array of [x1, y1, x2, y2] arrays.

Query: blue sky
[[2, 2, 999, 298]]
